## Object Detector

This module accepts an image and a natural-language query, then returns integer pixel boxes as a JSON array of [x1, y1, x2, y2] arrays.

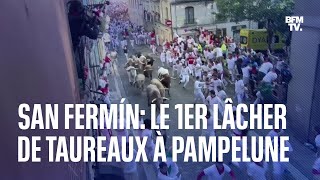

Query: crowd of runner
[[91, 1, 320, 180]]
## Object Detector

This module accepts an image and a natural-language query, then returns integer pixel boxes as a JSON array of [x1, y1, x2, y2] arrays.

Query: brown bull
[[146, 84, 169, 110], [143, 65, 153, 79], [159, 74, 171, 97]]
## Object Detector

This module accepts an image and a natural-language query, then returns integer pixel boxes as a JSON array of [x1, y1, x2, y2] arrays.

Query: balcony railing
[[184, 19, 197, 25]]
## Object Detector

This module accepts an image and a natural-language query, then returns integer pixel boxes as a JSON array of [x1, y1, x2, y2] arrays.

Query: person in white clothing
[[130, 39, 135, 48], [201, 111, 216, 138], [166, 50, 172, 67], [160, 51, 166, 66], [141, 119, 155, 162], [241, 64, 252, 86], [197, 161, 236, 180], [247, 161, 268, 180], [217, 86, 227, 101], [194, 63, 202, 78], [179, 64, 191, 88], [172, 60, 182, 78], [227, 53, 236, 83], [213, 46, 223, 58], [196, 55, 202, 65], [164, 147, 181, 179], [115, 119, 129, 150], [262, 69, 278, 83], [158, 162, 181, 180], [206, 90, 225, 118], [273, 139, 293, 180], [194, 76, 206, 104], [258, 59, 273, 80], [210, 75, 224, 95], [122, 143, 138, 180], [235, 75, 245, 104]]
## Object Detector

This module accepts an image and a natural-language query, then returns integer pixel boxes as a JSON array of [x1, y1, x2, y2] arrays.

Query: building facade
[[286, 0, 320, 143], [128, 0, 144, 26], [152, 0, 258, 44]]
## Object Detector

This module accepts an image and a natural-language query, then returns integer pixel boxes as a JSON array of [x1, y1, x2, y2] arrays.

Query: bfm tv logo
[[285, 16, 303, 31]]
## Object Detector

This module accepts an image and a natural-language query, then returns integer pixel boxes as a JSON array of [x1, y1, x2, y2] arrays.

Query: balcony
[[184, 19, 197, 26]]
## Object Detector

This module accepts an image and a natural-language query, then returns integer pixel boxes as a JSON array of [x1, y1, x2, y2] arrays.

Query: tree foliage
[[215, 0, 295, 35]]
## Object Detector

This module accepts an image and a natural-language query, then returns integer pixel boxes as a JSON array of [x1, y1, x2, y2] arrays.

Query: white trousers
[[229, 68, 235, 82], [188, 64, 194, 75], [127, 71, 135, 83], [194, 91, 205, 103], [236, 92, 244, 104], [180, 75, 190, 87]]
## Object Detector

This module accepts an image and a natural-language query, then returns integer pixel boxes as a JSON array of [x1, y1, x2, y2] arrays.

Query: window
[[165, 7, 169, 20], [240, 36, 248, 44], [185, 7, 194, 24]]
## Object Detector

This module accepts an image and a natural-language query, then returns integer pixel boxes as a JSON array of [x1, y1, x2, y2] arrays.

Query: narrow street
[[106, 41, 315, 179]]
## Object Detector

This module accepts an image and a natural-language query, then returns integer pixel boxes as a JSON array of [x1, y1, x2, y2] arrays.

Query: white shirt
[[259, 62, 273, 74], [242, 66, 251, 78], [204, 116, 216, 136], [202, 65, 210, 72], [181, 67, 190, 76], [160, 52, 166, 59], [194, 80, 205, 93], [187, 38, 194, 44], [227, 58, 236, 70], [208, 51, 214, 59], [195, 64, 202, 74], [203, 164, 231, 180], [247, 162, 268, 180], [99, 78, 107, 88], [217, 90, 227, 100], [229, 42, 236, 52], [215, 63, 223, 74], [232, 115, 245, 135], [262, 71, 277, 83], [209, 79, 223, 92], [206, 95, 224, 115], [235, 79, 245, 94], [196, 57, 202, 65], [213, 47, 223, 57]]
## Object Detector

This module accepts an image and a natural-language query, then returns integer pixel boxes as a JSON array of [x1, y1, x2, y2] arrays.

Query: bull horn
[[162, 97, 170, 100], [151, 98, 157, 103], [171, 77, 177, 79]]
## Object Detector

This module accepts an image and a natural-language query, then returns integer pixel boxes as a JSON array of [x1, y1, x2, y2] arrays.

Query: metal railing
[[184, 19, 197, 25]]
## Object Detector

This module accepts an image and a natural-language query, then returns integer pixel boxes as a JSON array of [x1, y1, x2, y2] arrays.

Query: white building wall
[[171, 2, 215, 29], [128, 0, 144, 26], [214, 21, 258, 36]]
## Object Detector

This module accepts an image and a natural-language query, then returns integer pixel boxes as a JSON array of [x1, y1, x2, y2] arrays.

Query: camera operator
[[67, 0, 101, 49]]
